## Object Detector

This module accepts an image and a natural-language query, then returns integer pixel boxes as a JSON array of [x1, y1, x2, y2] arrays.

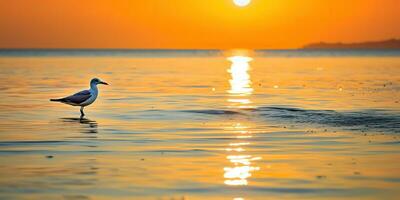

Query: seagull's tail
[[50, 98, 63, 102]]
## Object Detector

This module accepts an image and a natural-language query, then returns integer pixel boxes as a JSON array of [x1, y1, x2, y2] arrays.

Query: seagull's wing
[[60, 90, 92, 105]]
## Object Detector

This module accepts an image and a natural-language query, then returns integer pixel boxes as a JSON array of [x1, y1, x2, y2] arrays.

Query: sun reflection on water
[[224, 54, 260, 189], [223, 123, 261, 186], [227, 56, 254, 108]]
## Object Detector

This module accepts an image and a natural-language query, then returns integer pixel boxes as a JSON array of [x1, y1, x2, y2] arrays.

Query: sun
[[233, 0, 251, 7]]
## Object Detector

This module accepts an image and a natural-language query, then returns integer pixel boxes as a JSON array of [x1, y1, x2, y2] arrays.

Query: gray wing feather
[[62, 90, 92, 105]]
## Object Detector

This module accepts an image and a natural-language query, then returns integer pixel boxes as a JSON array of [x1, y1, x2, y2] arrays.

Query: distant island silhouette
[[302, 38, 400, 49]]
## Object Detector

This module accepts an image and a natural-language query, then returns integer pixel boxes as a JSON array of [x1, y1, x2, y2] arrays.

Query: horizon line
[[1, 48, 400, 51]]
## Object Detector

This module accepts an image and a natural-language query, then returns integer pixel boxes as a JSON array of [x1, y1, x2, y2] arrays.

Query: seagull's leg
[[80, 107, 85, 118]]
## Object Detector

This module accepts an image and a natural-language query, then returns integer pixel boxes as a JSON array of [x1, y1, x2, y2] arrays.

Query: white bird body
[[63, 84, 98, 107], [50, 78, 108, 118], [80, 87, 98, 107]]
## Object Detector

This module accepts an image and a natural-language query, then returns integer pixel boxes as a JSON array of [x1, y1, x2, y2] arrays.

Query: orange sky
[[0, 0, 399, 49]]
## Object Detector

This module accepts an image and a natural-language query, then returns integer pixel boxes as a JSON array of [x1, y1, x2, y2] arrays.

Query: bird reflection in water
[[224, 55, 261, 188], [60, 118, 98, 137], [57, 118, 100, 181]]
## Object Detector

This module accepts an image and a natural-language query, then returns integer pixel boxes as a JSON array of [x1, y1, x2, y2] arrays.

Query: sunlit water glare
[[0, 50, 400, 199]]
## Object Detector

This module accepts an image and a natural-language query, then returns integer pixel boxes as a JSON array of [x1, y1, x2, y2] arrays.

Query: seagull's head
[[91, 78, 108, 86]]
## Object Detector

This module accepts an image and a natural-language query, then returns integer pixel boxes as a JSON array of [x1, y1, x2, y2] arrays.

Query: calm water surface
[[0, 50, 399, 199]]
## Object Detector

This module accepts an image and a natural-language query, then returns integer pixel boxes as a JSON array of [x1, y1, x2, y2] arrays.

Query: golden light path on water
[[224, 55, 261, 195], [227, 56, 254, 108]]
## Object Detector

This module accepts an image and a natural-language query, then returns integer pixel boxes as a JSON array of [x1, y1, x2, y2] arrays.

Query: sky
[[0, 0, 399, 49]]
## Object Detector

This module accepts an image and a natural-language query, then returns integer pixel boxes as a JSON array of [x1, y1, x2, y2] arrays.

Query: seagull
[[50, 78, 108, 118]]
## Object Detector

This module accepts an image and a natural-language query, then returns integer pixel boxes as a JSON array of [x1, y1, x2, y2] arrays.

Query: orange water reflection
[[1, 55, 399, 199], [224, 55, 260, 189], [227, 56, 254, 108], [224, 123, 261, 187]]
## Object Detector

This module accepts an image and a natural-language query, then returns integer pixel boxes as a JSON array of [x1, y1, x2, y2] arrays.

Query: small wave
[[180, 107, 399, 133], [182, 109, 241, 115], [253, 106, 400, 133]]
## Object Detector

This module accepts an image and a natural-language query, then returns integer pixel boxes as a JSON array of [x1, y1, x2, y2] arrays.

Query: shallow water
[[0, 51, 400, 199]]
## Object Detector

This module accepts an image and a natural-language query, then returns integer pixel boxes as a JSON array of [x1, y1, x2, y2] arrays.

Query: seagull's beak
[[99, 81, 109, 85]]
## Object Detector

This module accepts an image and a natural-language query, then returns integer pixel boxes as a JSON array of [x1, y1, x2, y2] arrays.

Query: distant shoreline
[[302, 39, 400, 50]]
